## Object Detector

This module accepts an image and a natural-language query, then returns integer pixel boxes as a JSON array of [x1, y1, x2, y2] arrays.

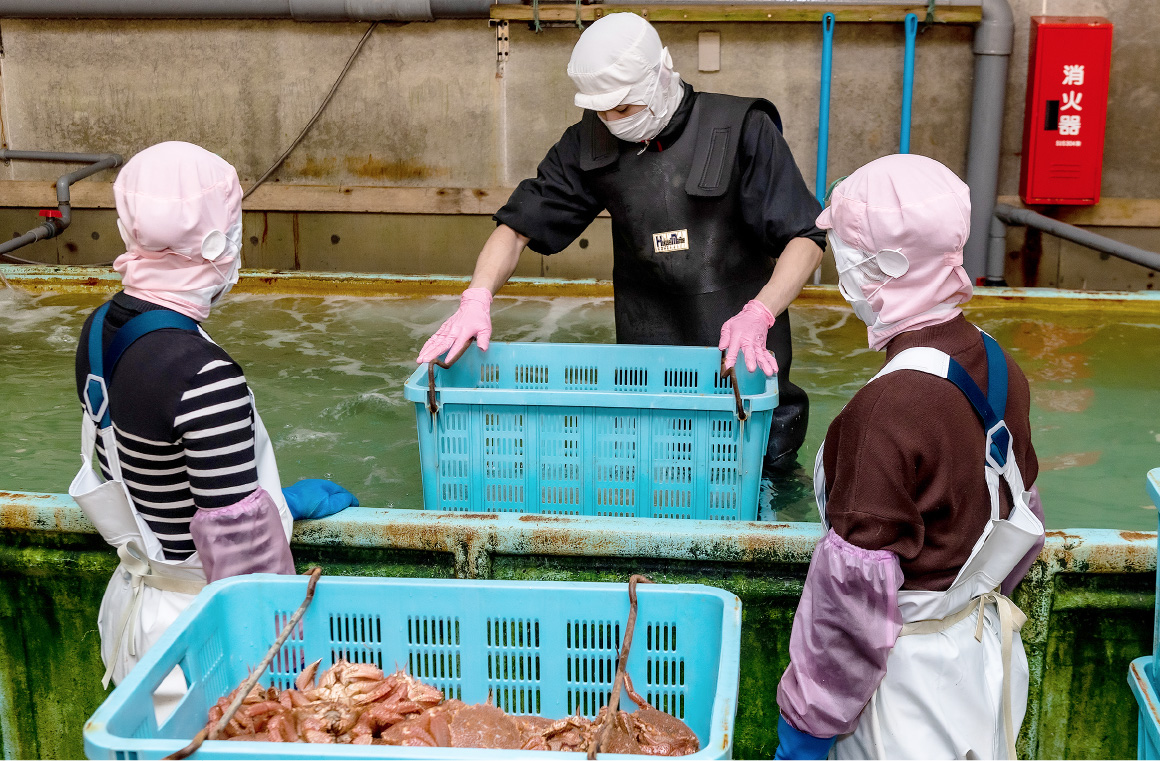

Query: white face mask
[[828, 232, 909, 327], [603, 105, 661, 143], [598, 50, 683, 144], [205, 221, 244, 305]]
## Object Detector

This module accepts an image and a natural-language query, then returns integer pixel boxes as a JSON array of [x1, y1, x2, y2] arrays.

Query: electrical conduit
[[813, 12, 835, 286], [900, 12, 916, 153]]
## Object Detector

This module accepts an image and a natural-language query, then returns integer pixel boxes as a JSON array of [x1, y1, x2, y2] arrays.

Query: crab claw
[[296, 659, 323, 692]]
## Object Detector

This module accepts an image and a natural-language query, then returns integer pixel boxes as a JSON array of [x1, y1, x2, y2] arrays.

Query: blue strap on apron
[[943, 332, 1011, 468], [83, 303, 199, 429]]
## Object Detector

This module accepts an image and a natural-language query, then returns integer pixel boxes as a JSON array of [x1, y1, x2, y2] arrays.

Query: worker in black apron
[[417, 12, 825, 477]]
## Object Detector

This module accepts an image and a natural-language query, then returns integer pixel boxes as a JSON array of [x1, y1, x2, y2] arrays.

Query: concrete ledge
[[3, 490, 1153, 577], [5, 265, 1160, 306]]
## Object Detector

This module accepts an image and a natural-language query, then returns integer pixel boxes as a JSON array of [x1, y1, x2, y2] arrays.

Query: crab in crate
[[195, 575, 698, 754], [200, 657, 698, 754]]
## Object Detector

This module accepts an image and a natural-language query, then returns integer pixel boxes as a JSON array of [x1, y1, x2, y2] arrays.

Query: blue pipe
[[900, 13, 917, 153], [815, 12, 835, 204]]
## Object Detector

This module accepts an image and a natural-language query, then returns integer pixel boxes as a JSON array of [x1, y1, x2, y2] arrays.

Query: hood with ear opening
[[113, 141, 243, 321], [817, 153, 974, 349]]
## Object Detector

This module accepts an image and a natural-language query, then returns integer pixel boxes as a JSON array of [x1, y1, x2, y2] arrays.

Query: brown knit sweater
[[821, 315, 1039, 592]]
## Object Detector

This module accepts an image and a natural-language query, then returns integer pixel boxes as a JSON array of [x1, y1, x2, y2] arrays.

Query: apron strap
[[84, 302, 199, 431], [899, 590, 1027, 760], [104, 309, 199, 378], [83, 302, 113, 428], [101, 541, 206, 689]]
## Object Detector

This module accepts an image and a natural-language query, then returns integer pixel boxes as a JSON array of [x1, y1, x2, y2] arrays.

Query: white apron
[[813, 342, 1045, 760], [69, 320, 292, 705]]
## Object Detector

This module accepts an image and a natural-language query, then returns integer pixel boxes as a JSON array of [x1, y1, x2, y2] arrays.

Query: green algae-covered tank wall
[[0, 493, 1153, 760]]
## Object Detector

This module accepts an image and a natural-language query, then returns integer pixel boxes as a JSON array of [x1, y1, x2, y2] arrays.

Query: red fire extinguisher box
[[1019, 16, 1113, 206]]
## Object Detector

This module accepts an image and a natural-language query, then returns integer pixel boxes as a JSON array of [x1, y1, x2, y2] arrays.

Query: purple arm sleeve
[[190, 487, 295, 584], [1001, 484, 1046, 596], [777, 529, 904, 738]]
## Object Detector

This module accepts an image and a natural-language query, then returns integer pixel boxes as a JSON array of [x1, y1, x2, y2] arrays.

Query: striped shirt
[[76, 292, 260, 560]]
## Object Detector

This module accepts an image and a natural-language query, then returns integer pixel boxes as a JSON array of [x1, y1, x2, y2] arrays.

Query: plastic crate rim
[[404, 341, 778, 406]]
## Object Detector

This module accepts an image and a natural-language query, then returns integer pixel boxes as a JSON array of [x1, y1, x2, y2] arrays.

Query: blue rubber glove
[[774, 715, 835, 760], [282, 479, 359, 520]]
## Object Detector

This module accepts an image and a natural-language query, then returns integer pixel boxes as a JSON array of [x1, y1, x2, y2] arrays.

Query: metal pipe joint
[[0, 150, 123, 258]]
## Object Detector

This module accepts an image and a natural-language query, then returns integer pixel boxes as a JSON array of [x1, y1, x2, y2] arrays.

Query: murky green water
[[1, 287, 1157, 530]]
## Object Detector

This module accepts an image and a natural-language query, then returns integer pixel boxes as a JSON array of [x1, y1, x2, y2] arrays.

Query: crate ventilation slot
[[269, 610, 306, 690], [565, 619, 621, 718], [407, 616, 462, 700], [614, 367, 648, 392], [663, 368, 699, 394], [564, 365, 598, 390], [514, 364, 549, 389], [645, 622, 687, 719], [329, 613, 383, 670], [487, 618, 542, 715]]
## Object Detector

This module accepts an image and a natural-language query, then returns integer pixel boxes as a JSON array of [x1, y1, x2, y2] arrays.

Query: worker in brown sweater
[[774, 154, 1046, 760]]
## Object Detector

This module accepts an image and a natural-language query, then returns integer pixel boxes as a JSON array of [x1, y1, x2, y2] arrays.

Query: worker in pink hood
[[70, 142, 357, 703], [775, 154, 1045, 760]]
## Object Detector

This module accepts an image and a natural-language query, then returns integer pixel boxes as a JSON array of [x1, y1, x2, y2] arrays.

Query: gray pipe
[[0, 150, 122, 258], [995, 203, 1160, 273], [0, 150, 119, 163], [0, 227, 55, 256], [963, 0, 1013, 284], [987, 214, 1007, 279]]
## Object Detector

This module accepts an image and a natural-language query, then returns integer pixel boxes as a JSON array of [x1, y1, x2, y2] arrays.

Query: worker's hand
[[773, 716, 835, 760], [719, 300, 778, 376], [416, 287, 493, 364], [283, 479, 359, 521]]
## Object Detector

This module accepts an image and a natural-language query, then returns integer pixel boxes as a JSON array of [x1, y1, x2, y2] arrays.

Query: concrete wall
[[0, 1, 1158, 287]]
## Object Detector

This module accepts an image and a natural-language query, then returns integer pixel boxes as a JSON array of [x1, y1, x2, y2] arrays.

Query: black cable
[[242, 21, 380, 201]]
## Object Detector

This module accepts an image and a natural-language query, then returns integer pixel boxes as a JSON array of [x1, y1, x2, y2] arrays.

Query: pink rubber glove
[[719, 299, 778, 376], [416, 288, 493, 364]]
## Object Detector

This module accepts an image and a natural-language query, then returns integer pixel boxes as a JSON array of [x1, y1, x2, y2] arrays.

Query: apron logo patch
[[652, 229, 690, 254]]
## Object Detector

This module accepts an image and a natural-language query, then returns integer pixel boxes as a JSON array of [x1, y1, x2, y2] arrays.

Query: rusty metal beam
[[489, 3, 983, 24]]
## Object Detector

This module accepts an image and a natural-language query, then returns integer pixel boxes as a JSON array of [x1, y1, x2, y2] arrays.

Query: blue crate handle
[[428, 339, 749, 422], [426, 336, 477, 415], [718, 350, 749, 422]]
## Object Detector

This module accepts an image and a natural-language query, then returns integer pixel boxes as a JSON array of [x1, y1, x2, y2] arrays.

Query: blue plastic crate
[[403, 342, 778, 520], [84, 575, 742, 760], [1150, 469, 1160, 685], [1129, 657, 1160, 759]]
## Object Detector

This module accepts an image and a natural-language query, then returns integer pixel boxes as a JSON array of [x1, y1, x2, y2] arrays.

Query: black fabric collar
[[112, 290, 173, 315]]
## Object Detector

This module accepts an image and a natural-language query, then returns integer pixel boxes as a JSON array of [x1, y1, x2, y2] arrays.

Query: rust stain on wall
[[297, 156, 337, 178], [344, 154, 433, 181]]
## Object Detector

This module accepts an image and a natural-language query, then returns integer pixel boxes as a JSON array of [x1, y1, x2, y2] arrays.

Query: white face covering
[[598, 51, 684, 143], [828, 232, 909, 327], [205, 221, 244, 305]]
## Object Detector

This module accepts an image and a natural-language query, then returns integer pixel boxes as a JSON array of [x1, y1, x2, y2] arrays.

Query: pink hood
[[113, 141, 243, 321], [817, 154, 974, 350]]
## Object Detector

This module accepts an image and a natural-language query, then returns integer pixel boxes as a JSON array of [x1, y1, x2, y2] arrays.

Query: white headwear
[[567, 13, 684, 143]]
